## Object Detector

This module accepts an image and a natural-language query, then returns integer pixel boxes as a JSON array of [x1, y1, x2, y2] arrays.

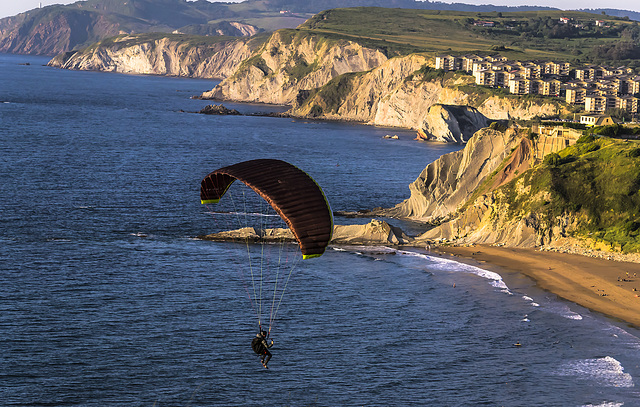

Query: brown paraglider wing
[[200, 159, 333, 259]]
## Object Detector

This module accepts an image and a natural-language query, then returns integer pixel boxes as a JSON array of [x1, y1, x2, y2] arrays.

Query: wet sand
[[436, 245, 640, 328]]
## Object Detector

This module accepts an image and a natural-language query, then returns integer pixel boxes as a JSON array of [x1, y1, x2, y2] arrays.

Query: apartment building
[[436, 53, 640, 115]]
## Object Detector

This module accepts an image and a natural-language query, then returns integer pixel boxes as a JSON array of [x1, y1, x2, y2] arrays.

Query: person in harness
[[251, 329, 274, 368]]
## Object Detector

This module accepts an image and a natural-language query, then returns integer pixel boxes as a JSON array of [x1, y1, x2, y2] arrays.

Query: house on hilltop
[[580, 114, 616, 126]]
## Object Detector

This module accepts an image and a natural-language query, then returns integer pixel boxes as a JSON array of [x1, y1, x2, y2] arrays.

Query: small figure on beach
[[251, 329, 274, 369]]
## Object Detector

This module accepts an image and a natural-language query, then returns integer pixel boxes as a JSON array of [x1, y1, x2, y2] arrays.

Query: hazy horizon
[[1, 0, 639, 21]]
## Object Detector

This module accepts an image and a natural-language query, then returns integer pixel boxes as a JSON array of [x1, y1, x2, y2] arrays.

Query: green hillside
[[498, 135, 640, 252], [300, 7, 640, 63]]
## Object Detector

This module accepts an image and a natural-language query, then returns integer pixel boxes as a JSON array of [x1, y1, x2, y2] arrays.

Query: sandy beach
[[436, 245, 640, 329]]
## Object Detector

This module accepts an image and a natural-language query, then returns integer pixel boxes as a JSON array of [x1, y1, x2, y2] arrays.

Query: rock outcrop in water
[[415, 104, 488, 143], [198, 104, 241, 115], [199, 219, 413, 246]]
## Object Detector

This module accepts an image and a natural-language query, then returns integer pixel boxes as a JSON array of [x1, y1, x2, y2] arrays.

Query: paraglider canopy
[[201, 159, 333, 259]]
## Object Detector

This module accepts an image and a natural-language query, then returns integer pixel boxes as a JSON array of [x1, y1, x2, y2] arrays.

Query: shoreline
[[435, 244, 640, 329]]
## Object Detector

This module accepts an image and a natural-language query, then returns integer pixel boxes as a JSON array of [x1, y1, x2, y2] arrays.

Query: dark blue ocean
[[2, 53, 640, 406]]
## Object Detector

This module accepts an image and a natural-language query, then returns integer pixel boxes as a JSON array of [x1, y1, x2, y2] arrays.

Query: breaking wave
[[556, 356, 634, 388]]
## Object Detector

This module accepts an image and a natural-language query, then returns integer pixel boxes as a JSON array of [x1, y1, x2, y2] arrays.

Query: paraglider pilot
[[252, 329, 274, 368]]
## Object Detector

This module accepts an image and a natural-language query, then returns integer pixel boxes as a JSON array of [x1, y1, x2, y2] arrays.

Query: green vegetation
[[286, 57, 319, 80], [499, 137, 640, 253], [542, 121, 588, 131], [589, 124, 640, 137], [91, 33, 236, 50], [405, 65, 448, 82], [299, 7, 640, 63], [238, 53, 272, 76], [312, 73, 359, 113]]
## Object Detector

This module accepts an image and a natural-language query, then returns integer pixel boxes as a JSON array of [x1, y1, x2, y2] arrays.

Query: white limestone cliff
[[48, 35, 254, 79], [415, 104, 488, 143], [382, 127, 524, 222], [49, 31, 566, 135], [199, 30, 388, 105]]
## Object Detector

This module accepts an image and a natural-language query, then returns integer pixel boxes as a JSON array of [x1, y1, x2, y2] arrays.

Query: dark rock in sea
[[198, 104, 241, 115]]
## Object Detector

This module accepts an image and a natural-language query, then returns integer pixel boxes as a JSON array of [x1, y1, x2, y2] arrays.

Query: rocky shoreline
[[200, 218, 640, 265]]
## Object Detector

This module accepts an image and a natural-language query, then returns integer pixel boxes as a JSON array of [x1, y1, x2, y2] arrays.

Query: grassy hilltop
[[300, 7, 640, 64]]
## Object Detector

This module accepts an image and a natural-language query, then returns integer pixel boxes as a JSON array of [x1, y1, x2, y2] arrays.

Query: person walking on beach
[[251, 329, 274, 368]]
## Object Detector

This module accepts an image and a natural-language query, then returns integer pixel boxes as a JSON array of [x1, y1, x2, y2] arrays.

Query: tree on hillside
[[592, 41, 640, 60]]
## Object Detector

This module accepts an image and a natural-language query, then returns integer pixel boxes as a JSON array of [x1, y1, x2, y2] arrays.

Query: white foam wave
[[544, 302, 584, 321], [46, 238, 72, 242], [415, 251, 510, 292], [337, 247, 511, 292], [556, 356, 634, 388], [603, 325, 640, 350]]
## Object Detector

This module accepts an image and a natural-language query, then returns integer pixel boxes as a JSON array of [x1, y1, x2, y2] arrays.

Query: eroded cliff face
[[174, 22, 261, 37], [418, 183, 578, 248], [199, 30, 388, 105], [385, 125, 580, 223], [48, 35, 255, 79], [415, 104, 488, 143], [288, 53, 563, 134], [396, 127, 581, 247], [46, 28, 566, 133], [382, 128, 525, 222]]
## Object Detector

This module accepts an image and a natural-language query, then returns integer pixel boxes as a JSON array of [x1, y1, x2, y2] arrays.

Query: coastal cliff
[[199, 45, 563, 137], [289, 55, 563, 130], [390, 127, 640, 256], [198, 30, 388, 105], [47, 34, 257, 78], [381, 127, 529, 222], [46, 28, 566, 135]]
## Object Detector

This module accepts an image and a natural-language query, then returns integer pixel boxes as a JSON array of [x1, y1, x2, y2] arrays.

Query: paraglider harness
[[252, 329, 273, 354], [252, 327, 273, 367]]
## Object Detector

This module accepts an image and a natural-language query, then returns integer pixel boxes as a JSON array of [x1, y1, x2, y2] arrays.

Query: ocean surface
[[2, 53, 640, 407]]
